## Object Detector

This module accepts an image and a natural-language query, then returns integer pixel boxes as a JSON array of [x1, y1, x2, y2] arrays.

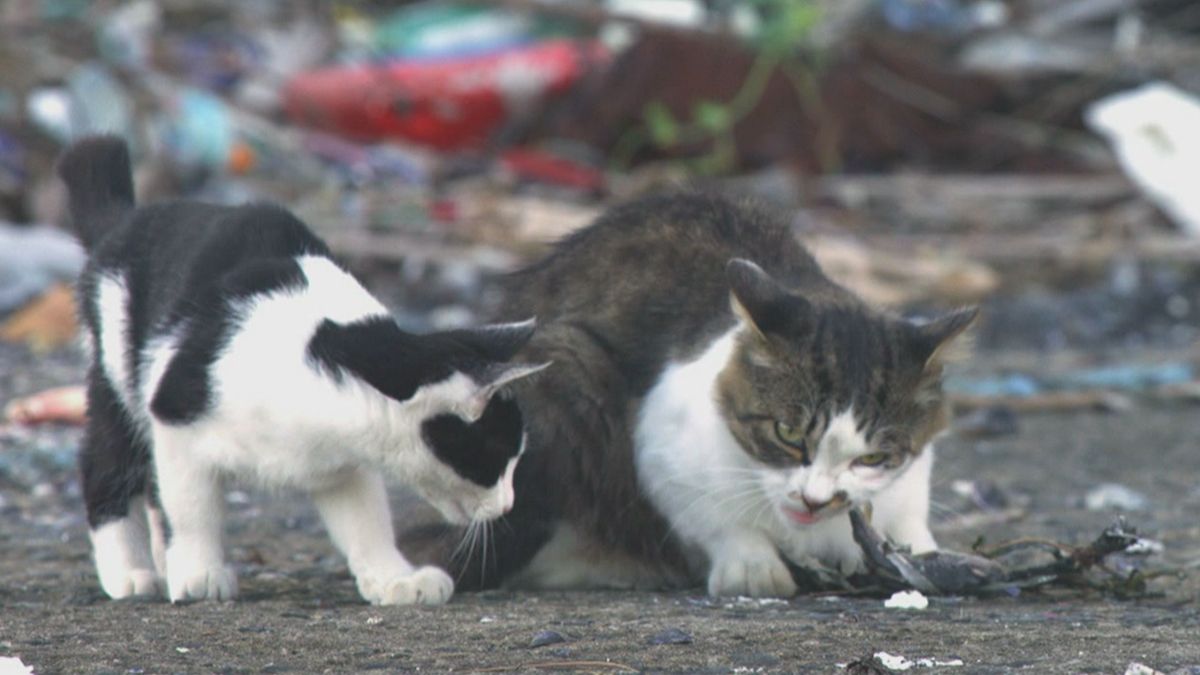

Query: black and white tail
[[56, 135, 136, 251]]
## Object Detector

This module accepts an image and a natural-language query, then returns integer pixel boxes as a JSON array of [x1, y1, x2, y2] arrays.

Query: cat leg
[[80, 372, 162, 599], [313, 469, 453, 606], [870, 446, 938, 553], [153, 426, 237, 602], [145, 481, 168, 578], [705, 531, 798, 598]]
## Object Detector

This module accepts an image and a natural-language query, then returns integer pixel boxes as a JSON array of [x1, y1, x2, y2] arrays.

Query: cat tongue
[[783, 506, 820, 525]]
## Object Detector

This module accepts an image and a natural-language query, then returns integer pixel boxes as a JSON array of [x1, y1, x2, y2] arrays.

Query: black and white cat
[[60, 136, 545, 605]]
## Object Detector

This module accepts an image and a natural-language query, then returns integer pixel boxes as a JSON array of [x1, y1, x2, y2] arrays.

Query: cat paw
[[358, 566, 454, 606], [167, 564, 238, 603], [99, 567, 163, 600], [708, 552, 798, 598]]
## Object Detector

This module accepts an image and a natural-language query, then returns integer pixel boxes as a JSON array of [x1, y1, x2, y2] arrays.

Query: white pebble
[[884, 590, 929, 610]]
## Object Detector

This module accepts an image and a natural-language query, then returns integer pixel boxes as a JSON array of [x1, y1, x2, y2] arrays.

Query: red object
[[284, 39, 607, 151], [499, 147, 605, 192]]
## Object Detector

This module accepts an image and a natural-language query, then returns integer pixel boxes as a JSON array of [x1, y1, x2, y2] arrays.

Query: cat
[[405, 192, 975, 597], [59, 136, 546, 605]]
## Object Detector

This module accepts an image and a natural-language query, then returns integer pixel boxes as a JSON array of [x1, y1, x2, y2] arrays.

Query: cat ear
[[726, 258, 809, 336], [447, 318, 537, 362], [907, 307, 979, 369], [465, 361, 551, 419]]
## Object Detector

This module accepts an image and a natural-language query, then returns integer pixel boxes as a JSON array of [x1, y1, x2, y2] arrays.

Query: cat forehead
[[734, 308, 915, 407], [815, 409, 868, 461]]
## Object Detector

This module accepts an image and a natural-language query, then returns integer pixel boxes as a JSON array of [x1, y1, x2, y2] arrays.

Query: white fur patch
[[96, 273, 132, 405], [90, 497, 161, 599]]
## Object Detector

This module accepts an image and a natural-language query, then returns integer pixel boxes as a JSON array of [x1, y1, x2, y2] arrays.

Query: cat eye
[[854, 452, 891, 467], [774, 421, 807, 449]]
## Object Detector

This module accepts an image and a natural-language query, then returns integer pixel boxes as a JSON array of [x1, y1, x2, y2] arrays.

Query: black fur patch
[[422, 396, 524, 487], [80, 365, 152, 528], [306, 317, 533, 404], [306, 317, 457, 402], [151, 256, 309, 424]]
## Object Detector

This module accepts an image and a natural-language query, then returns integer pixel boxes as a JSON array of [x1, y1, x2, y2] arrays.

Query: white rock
[[884, 590, 929, 610]]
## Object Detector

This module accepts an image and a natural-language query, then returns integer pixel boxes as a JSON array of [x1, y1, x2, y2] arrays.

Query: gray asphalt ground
[[3, 342, 1199, 674]]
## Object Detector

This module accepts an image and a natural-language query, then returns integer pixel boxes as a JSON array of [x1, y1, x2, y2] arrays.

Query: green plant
[[611, 0, 828, 175]]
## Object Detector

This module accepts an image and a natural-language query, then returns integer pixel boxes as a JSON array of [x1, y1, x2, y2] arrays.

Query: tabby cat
[[60, 136, 544, 605], [407, 192, 974, 597]]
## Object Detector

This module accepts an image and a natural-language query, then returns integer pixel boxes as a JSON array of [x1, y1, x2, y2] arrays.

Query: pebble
[[529, 630, 566, 649], [647, 627, 693, 645], [884, 590, 929, 610]]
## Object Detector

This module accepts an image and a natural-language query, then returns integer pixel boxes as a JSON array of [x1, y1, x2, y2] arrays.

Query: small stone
[[884, 590, 929, 610], [1126, 663, 1166, 675], [529, 630, 566, 649], [647, 627, 693, 645]]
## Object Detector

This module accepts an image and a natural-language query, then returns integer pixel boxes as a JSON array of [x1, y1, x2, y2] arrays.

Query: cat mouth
[[779, 503, 847, 526]]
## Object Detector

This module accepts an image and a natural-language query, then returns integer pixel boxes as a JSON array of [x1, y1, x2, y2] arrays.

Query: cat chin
[[429, 499, 474, 526]]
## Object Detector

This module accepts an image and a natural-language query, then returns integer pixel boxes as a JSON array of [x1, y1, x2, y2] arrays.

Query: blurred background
[[2, 6, 1200, 671], [1, 0, 1198, 508]]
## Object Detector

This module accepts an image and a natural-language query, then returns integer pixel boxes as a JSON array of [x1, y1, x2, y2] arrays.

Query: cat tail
[[57, 135, 136, 251]]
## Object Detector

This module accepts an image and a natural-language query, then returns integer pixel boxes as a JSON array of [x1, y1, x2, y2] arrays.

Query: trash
[[498, 146, 606, 194], [96, 0, 161, 71], [945, 374, 1040, 399], [880, 0, 1007, 34], [947, 363, 1195, 412], [1086, 82, 1200, 237], [4, 385, 87, 426], [0, 284, 78, 353], [66, 63, 136, 141], [1085, 483, 1149, 512], [647, 627, 693, 645], [0, 225, 84, 314], [284, 38, 608, 150], [805, 234, 999, 306], [157, 88, 236, 171], [1125, 663, 1166, 675], [372, 3, 578, 60], [529, 630, 566, 648], [883, 590, 928, 610]]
